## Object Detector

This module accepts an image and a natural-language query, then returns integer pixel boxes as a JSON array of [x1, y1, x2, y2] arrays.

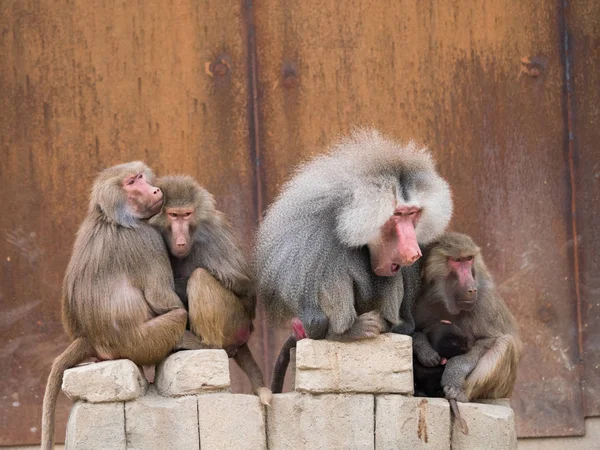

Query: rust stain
[[417, 398, 429, 443], [520, 56, 545, 77], [561, 0, 584, 365], [560, 0, 588, 415]]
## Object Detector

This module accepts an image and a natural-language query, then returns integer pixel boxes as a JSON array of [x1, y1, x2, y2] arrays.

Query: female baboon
[[150, 175, 272, 405], [42, 162, 194, 450], [412, 232, 522, 403]]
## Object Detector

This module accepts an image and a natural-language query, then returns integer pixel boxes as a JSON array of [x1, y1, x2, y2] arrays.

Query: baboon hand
[[416, 347, 442, 367], [350, 311, 383, 339], [391, 320, 415, 335], [444, 385, 469, 403]]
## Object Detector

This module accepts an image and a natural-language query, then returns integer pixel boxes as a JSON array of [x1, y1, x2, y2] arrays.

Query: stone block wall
[[62, 335, 517, 449]]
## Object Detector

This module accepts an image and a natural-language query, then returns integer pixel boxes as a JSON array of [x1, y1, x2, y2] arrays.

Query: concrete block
[[197, 394, 266, 450], [475, 397, 512, 408], [155, 349, 230, 397], [62, 360, 147, 403], [125, 389, 199, 449], [295, 333, 412, 394], [376, 395, 450, 450], [267, 392, 374, 450], [452, 402, 517, 450], [65, 402, 125, 450], [289, 347, 296, 390]]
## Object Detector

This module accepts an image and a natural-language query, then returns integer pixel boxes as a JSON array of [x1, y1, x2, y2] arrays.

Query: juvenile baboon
[[254, 129, 453, 391], [42, 162, 195, 450], [413, 320, 470, 434], [413, 321, 470, 397], [150, 175, 272, 405], [412, 232, 522, 403]]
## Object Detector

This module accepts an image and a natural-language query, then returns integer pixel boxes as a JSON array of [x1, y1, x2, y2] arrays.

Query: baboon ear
[[95, 186, 137, 228], [114, 200, 138, 228]]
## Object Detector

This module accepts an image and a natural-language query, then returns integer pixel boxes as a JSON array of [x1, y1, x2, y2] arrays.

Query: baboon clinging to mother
[[150, 175, 272, 405], [42, 162, 198, 450], [412, 232, 522, 403], [412, 320, 471, 434], [254, 129, 453, 391]]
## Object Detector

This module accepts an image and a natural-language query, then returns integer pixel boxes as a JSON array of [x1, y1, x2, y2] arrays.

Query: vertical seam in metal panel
[[243, 0, 273, 374], [560, 0, 584, 376], [244, 0, 263, 217]]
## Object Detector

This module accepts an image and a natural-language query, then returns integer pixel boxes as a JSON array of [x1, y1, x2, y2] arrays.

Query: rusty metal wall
[[0, 0, 598, 444], [0, 0, 264, 445], [567, 0, 600, 417], [253, 0, 592, 437]]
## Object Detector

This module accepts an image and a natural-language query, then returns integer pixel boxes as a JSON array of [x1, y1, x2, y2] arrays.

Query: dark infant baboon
[[412, 232, 522, 403], [413, 320, 471, 434], [254, 129, 453, 392], [42, 162, 192, 450], [150, 175, 272, 405], [413, 321, 470, 398]]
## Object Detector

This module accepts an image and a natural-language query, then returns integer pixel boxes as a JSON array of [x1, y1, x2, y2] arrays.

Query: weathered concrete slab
[[155, 349, 230, 397], [452, 402, 517, 450], [197, 393, 266, 450], [376, 395, 450, 450], [62, 360, 147, 403], [125, 390, 199, 449], [267, 392, 374, 450], [295, 333, 413, 394], [65, 401, 126, 450]]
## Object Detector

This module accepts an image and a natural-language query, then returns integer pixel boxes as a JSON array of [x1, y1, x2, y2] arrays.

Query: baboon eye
[[137, 173, 143, 179], [183, 212, 192, 218], [126, 178, 135, 186], [168, 213, 178, 218], [465, 255, 473, 261]]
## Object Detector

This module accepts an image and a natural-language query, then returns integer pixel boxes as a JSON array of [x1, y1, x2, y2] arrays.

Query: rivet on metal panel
[[213, 62, 228, 76], [538, 305, 554, 324], [520, 56, 545, 78], [282, 66, 299, 89], [205, 58, 231, 77]]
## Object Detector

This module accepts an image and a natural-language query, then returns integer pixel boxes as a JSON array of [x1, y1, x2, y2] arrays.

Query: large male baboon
[[150, 175, 272, 405], [254, 129, 453, 391], [412, 232, 522, 403], [41, 162, 195, 450]]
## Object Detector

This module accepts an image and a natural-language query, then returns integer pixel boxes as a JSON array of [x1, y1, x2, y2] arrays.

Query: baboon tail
[[270, 335, 297, 393], [449, 399, 469, 435], [41, 338, 93, 450], [465, 334, 520, 400]]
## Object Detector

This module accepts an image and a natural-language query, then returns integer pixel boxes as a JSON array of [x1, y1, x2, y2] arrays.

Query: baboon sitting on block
[[254, 129, 453, 392]]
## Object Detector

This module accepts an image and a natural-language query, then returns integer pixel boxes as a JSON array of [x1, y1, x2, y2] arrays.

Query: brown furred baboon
[[42, 162, 196, 450], [412, 232, 522, 403], [150, 175, 272, 405], [254, 129, 453, 391]]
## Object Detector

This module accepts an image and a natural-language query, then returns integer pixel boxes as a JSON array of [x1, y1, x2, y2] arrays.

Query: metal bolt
[[283, 74, 298, 89], [282, 66, 298, 89], [213, 62, 228, 76]]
